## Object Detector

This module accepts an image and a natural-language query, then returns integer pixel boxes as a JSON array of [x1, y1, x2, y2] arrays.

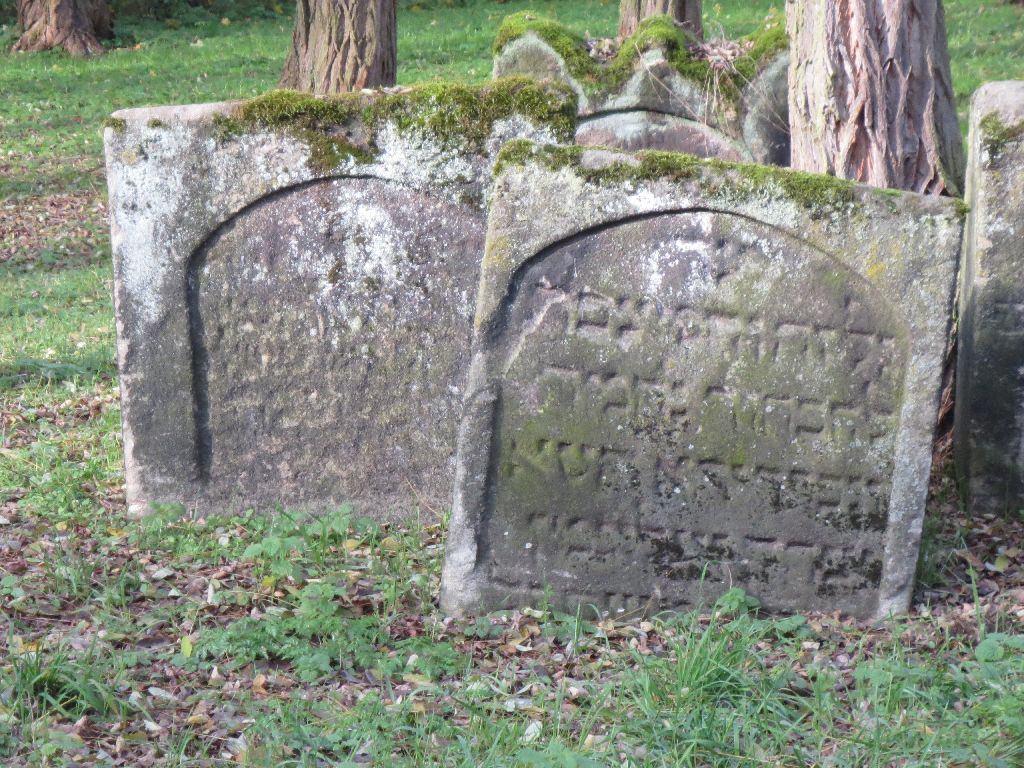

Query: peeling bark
[[280, 0, 397, 96], [13, 0, 112, 56], [619, 0, 703, 41], [786, 0, 964, 195]]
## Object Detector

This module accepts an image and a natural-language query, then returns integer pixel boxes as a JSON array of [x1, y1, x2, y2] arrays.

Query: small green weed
[[198, 510, 455, 683], [3, 639, 129, 724], [614, 597, 794, 764]]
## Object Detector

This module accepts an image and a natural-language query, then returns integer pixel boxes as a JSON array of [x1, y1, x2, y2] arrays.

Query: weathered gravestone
[[103, 80, 576, 518], [955, 81, 1024, 515], [493, 12, 790, 166], [441, 143, 963, 619]]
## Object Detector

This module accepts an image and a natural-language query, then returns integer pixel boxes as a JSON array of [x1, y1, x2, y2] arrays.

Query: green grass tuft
[[4, 641, 132, 724]]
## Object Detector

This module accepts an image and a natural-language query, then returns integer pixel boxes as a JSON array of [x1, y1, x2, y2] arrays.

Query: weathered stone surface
[[742, 52, 790, 166], [493, 19, 791, 164], [575, 110, 750, 160], [191, 179, 482, 514], [104, 85, 571, 518], [586, 49, 729, 128], [441, 145, 962, 620], [493, 34, 575, 100], [955, 81, 1024, 515]]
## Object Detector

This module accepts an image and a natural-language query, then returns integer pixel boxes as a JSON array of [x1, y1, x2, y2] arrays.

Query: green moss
[[223, 89, 370, 171], [980, 111, 1024, 156], [732, 16, 789, 83], [146, 118, 167, 129], [495, 142, 858, 213], [238, 88, 363, 130], [303, 132, 375, 170], [364, 77, 577, 148], [494, 10, 788, 103], [622, 20, 716, 102], [212, 112, 244, 140], [494, 10, 596, 81], [727, 161, 856, 210], [493, 138, 548, 176], [103, 117, 127, 134], [495, 142, 702, 186], [219, 78, 576, 173]]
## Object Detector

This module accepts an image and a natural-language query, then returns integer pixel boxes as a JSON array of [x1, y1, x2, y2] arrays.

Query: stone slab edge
[[441, 144, 964, 620], [954, 81, 1024, 513]]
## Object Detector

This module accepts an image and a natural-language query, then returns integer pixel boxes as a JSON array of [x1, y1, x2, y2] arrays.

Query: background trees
[[786, 0, 964, 195], [280, 0, 397, 95], [614, 0, 967, 196], [618, 0, 703, 40], [12, 0, 112, 55]]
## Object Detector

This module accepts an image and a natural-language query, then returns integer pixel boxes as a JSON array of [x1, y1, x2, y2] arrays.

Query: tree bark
[[13, 0, 112, 56], [280, 0, 397, 96], [786, 0, 965, 195], [619, 0, 703, 42]]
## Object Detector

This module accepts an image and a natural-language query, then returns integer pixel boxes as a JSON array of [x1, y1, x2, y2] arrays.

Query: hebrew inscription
[[189, 178, 485, 514], [476, 212, 908, 616]]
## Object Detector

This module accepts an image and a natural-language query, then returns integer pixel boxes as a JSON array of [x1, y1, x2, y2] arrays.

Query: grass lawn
[[1, 0, 1024, 765]]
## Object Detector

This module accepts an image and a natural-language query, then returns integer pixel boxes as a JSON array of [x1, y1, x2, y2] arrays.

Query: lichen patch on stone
[[980, 111, 1024, 157]]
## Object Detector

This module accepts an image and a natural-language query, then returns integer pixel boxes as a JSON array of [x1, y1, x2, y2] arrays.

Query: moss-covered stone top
[[103, 116, 128, 134], [215, 77, 578, 172], [494, 10, 788, 102], [495, 139, 867, 214], [979, 111, 1024, 156]]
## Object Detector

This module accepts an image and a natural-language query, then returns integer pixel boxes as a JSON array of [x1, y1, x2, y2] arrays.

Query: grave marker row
[[105, 75, 1001, 620]]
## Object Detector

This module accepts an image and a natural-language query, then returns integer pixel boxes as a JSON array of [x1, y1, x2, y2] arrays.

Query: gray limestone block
[[955, 81, 1024, 516], [493, 34, 576, 102], [589, 49, 731, 129], [494, 29, 791, 164], [494, 37, 731, 127], [441, 144, 963, 620], [575, 111, 751, 161], [103, 88, 569, 520]]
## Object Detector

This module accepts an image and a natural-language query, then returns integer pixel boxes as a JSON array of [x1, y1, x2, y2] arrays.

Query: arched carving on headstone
[[185, 176, 486, 515], [454, 209, 909, 617]]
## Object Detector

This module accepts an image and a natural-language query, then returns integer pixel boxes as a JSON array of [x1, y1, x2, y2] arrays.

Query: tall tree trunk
[[619, 0, 703, 42], [280, 0, 397, 96], [786, 0, 964, 195], [13, 0, 111, 56]]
